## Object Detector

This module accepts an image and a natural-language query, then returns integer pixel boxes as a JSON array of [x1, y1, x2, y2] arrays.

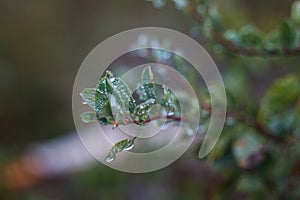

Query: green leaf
[[80, 112, 97, 123], [81, 70, 136, 125], [95, 79, 110, 113], [105, 137, 136, 162], [223, 29, 241, 46], [239, 25, 262, 48], [89, 77, 115, 124], [263, 31, 281, 52], [105, 71, 136, 124], [258, 75, 300, 135], [133, 98, 156, 124], [279, 21, 296, 49], [80, 88, 98, 110], [159, 85, 177, 116], [137, 66, 156, 101], [291, 1, 300, 23], [97, 103, 114, 124], [141, 65, 154, 83]]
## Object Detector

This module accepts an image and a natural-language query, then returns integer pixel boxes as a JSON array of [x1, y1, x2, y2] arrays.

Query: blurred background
[[1, 0, 300, 199]]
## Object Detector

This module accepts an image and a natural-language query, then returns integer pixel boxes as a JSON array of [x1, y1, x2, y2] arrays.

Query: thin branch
[[199, 101, 282, 142], [186, 2, 300, 57]]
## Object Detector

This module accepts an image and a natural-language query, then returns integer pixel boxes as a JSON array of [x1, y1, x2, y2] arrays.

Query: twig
[[186, 2, 300, 57], [199, 101, 282, 142]]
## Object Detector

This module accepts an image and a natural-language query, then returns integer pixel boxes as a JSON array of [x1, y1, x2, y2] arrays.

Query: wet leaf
[[105, 138, 136, 162], [159, 85, 177, 116], [80, 88, 98, 110], [105, 71, 136, 113], [96, 71, 136, 125], [80, 112, 97, 123], [137, 66, 156, 101], [133, 98, 156, 124]]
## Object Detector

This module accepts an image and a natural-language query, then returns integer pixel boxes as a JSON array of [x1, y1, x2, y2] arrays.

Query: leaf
[[133, 98, 156, 124], [97, 103, 114, 124], [209, 9, 223, 32], [137, 66, 156, 101], [258, 75, 300, 135], [150, 0, 167, 9], [223, 29, 241, 46], [263, 31, 281, 52], [81, 70, 136, 125], [279, 21, 296, 49], [80, 88, 98, 110], [80, 112, 97, 123], [159, 85, 176, 116], [232, 129, 265, 169], [141, 65, 154, 83], [105, 138, 136, 162], [95, 79, 108, 109], [172, 0, 188, 10], [91, 76, 115, 124], [105, 71, 136, 124], [291, 1, 300, 23], [239, 25, 262, 48]]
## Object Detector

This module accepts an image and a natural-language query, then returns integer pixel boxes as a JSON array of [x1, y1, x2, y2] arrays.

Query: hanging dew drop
[[167, 111, 175, 116], [124, 143, 134, 151], [105, 154, 116, 163]]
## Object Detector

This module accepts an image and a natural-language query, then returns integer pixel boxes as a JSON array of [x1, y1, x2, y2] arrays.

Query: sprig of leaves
[[80, 66, 181, 162]]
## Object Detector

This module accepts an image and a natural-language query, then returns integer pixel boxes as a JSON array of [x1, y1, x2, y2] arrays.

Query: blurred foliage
[[149, 0, 300, 199]]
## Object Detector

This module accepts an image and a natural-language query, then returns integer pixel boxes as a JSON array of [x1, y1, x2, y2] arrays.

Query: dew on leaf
[[105, 152, 116, 163], [124, 142, 134, 151]]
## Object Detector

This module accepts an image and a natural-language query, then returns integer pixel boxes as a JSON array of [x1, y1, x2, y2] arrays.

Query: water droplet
[[167, 111, 175, 117], [105, 153, 116, 163], [81, 112, 97, 123], [124, 142, 134, 151]]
